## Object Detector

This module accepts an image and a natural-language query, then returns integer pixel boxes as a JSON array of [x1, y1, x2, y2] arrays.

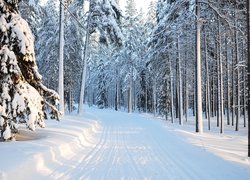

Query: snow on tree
[[36, 0, 59, 91], [89, 0, 124, 46], [19, 0, 44, 39], [0, 0, 60, 140]]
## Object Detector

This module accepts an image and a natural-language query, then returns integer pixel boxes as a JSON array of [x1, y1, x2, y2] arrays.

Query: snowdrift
[[0, 114, 101, 179]]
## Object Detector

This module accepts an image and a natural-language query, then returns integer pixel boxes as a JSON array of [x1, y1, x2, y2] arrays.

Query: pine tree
[[36, 0, 59, 91], [96, 58, 108, 109], [89, 0, 123, 46], [0, 0, 59, 140], [195, 0, 203, 133], [19, 0, 44, 39]]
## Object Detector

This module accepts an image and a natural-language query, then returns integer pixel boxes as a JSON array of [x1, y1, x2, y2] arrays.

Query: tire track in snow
[[121, 127, 144, 179], [73, 125, 111, 179], [48, 120, 108, 179], [48, 109, 250, 179], [148, 129, 197, 179], [102, 123, 120, 179]]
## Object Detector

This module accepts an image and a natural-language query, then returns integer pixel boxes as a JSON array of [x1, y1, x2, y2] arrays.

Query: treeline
[[19, 0, 249, 133], [85, 0, 248, 133]]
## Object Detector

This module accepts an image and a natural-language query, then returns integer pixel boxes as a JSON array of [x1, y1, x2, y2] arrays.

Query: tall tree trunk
[[193, 44, 196, 117], [247, 0, 250, 157], [218, 18, 224, 133], [185, 51, 188, 122], [211, 63, 215, 117], [195, 0, 203, 133], [177, 36, 183, 125], [226, 36, 231, 125], [145, 73, 148, 113], [232, 45, 235, 126], [128, 66, 133, 113], [216, 30, 220, 127], [241, 41, 247, 128], [78, 13, 90, 114], [133, 79, 136, 111], [170, 61, 174, 123], [59, 0, 65, 115], [235, 7, 240, 131], [115, 70, 119, 111], [204, 31, 211, 130], [243, 66, 247, 127], [176, 70, 179, 118], [153, 78, 157, 117]]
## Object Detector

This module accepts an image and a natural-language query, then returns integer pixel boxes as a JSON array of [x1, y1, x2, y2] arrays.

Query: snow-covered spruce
[[89, 0, 124, 46], [0, 0, 60, 140]]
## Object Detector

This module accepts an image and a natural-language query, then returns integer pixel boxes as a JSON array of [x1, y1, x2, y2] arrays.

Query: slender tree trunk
[[153, 78, 157, 117], [193, 70, 196, 117], [115, 70, 119, 111], [185, 51, 188, 122], [211, 63, 215, 117], [235, 8, 240, 131], [226, 37, 231, 125], [78, 13, 90, 114], [243, 67, 246, 127], [176, 69, 179, 118], [70, 88, 73, 113], [177, 36, 183, 125], [216, 31, 220, 127], [241, 41, 247, 128], [133, 79, 136, 111], [247, 0, 250, 157], [232, 45, 235, 126], [170, 60, 174, 123], [218, 18, 224, 133], [204, 31, 211, 130], [59, 0, 65, 115], [192, 37, 196, 118], [145, 74, 148, 113], [128, 66, 133, 113], [196, 0, 203, 133]]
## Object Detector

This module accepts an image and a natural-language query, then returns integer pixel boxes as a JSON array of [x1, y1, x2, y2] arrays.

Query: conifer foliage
[[0, 0, 59, 140]]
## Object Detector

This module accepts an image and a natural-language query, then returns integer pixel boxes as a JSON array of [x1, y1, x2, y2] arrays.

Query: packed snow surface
[[0, 107, 250, 179]]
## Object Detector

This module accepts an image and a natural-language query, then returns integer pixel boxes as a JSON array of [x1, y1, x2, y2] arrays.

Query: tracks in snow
[[49, 109, 250, 179]]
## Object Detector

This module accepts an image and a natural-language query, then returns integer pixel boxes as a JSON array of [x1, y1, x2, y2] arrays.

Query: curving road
[[48, 108, 250, 180]]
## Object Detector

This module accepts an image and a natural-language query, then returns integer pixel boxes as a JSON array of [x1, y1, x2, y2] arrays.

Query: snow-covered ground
[[163, 115, 250, 168], [1, 107, 250, 179]]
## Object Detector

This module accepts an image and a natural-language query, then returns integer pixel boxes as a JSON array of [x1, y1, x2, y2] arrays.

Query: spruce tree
[[0, 0, 59, 140]]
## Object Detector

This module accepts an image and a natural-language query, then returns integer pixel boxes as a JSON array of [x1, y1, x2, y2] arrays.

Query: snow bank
[[0, 114, 101, 180], [158, 115, 250, 167]]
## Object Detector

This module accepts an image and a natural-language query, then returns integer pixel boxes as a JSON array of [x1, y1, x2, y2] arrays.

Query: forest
[[0, 0, 250, 141]]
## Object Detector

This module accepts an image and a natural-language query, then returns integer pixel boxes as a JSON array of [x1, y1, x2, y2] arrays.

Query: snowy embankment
[[0, 113, 101, 180], [160, 116, 250, 167]]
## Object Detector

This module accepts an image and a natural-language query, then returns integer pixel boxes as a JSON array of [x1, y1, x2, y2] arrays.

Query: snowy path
[[1, 108, 250, 179], [50, 108, 250, 179]]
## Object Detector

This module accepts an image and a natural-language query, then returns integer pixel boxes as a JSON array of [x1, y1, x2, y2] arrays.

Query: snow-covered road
[[50, 108, 250, 179], [1, 108, 250, 179]]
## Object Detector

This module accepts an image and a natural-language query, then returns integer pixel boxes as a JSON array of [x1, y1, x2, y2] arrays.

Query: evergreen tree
[[89, 0, 124, 46], [0, 0, 59, 140], [96, 58, 108, 109], [36, 0, 59, 91], [19, 0, 44, 39]]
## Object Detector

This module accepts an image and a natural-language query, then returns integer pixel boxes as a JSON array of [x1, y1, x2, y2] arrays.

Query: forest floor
[[0, 106, 250, 179]]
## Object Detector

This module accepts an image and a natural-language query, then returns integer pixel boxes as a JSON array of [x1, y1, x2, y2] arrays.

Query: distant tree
[[19, 0, 44, 39], [89, 0, 123, 46], [96, 58, 108, 109], [78, 0, 124, 113], [36, 0, 59, 91], [0, 0, 59, 140], [195, 0, 203, 132]]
